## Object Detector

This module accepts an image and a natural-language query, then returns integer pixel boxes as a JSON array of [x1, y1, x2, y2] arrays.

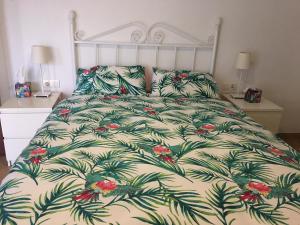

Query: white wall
[[0, 1, 10, 103], [1, 0, 300, 133], [0, 32, 10, 104]]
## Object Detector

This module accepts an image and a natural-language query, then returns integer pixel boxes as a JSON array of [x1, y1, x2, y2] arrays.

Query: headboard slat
[[173, 47, 177, 70], [135, 45, 139, 65], [115, 45, 119, 66], [68, 10, 222, 87], [155, 47, 159, 68], [192, 48, 197, 71]]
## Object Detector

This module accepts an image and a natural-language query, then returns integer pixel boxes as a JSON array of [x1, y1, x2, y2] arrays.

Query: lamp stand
[[34, 64, 52, 98], [231, 69, 245, 99]]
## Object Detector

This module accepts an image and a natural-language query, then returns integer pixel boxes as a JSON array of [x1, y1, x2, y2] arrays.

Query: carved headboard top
[[68, 10, 222, 86]]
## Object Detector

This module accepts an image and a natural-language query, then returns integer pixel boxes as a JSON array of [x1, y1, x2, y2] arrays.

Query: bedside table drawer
[[0, 113, 49, 138], [246, 111, 282, 133], [4, 138, 30, 165], [222, 94, 283, 134]]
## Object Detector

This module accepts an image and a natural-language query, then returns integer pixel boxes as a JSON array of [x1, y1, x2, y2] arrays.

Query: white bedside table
[[0, 92, 62, 165], [223, 94, 283, 134]]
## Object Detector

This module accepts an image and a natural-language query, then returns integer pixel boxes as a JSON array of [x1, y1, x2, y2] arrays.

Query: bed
[[0, 11, 299, 225]]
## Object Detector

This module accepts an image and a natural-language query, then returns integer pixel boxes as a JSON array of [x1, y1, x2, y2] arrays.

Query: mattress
[[0, 95, 299, 225]]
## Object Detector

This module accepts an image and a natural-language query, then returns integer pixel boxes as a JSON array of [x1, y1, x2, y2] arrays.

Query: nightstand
[[0, 92, 62, 165], [223, 94, 283, 134]]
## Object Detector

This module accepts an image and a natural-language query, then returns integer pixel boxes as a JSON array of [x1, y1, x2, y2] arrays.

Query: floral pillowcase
[[73, 66, 98, 96], [151, 68, 220, 98], [73, 65, 147, 96]]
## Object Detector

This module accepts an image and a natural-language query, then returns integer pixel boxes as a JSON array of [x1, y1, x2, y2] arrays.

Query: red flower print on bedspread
[[159, 155, 175, 163], [83, 69, 90, 75], [144, 107, 154, 111], [110, 95, 119, 99], [266, 146, 297, 163], [95, 127, 108, 133], [30, 156, 43, 164], [143, 107, 156, 115], [29, 147, 48, 164], [148, 111, 156, 115], [267, 146, 285, 156], [59, 108, 71, 117], [239, 181, 272, 203], [240, 191, 259, 202], [246, 181, 271, 196], [30, 147, 47, 157], [201, 124, 216, 131], [280, 156, 297, 164], [106, 123, 120, 129], [195, 129, 209, 135], [178, 73, 189, 79], [120, 86, 127, 94], [152, 145, 175, 163], [103, 95, 120, 101], [224, 109, 236, 115], [74, 180, 118, 202], [91, 180, 117, 195], [90, 66, 99, 73], [73, 190, 97, 201], [153, 145, 172, 155]]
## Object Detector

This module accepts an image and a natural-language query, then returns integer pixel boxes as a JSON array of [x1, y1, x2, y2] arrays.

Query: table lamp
[[31, 45, 51, 97], [231, 52, 251, 99]]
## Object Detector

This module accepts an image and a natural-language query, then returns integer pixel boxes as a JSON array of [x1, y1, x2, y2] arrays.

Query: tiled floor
[[0, 134, 299, 182], [278, 133, 300, 151]]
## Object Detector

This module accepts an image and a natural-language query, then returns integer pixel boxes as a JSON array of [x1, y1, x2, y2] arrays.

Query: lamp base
[[34, 91, 52, 98], [230, 93, 244, 99]]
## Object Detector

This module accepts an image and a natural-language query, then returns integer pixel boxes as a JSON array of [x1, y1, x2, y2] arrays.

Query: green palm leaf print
[[30, 181, 80, 225], [0, 94, 298, 224], [0, 179, 32, 225]]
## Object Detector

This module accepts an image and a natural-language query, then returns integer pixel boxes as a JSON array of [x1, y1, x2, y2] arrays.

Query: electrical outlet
[[43, 80, 60, 90], [230, 84, 237, 93], [43, 80, 50, 88]]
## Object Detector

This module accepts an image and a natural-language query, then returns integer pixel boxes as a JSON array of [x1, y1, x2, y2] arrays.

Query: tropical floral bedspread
[[0, 95, 299, 225]]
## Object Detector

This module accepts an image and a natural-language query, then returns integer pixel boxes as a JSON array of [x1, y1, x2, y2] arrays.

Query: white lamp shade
[[31, 45, 50, 64], [236, 52, 251, 70]]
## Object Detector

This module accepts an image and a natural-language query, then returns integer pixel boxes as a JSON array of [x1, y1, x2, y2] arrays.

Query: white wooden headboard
[[68, 10, 222, 87]]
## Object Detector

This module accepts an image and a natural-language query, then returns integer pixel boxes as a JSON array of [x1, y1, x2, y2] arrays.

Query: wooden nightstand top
[[223, 94, 283, 112], [0, 92, 62, 114]]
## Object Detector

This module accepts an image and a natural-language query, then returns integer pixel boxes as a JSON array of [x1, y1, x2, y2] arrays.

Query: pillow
[[73, 66, 99, 95], [73, 65, 147, 96], [151, 68, 219, 98]]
